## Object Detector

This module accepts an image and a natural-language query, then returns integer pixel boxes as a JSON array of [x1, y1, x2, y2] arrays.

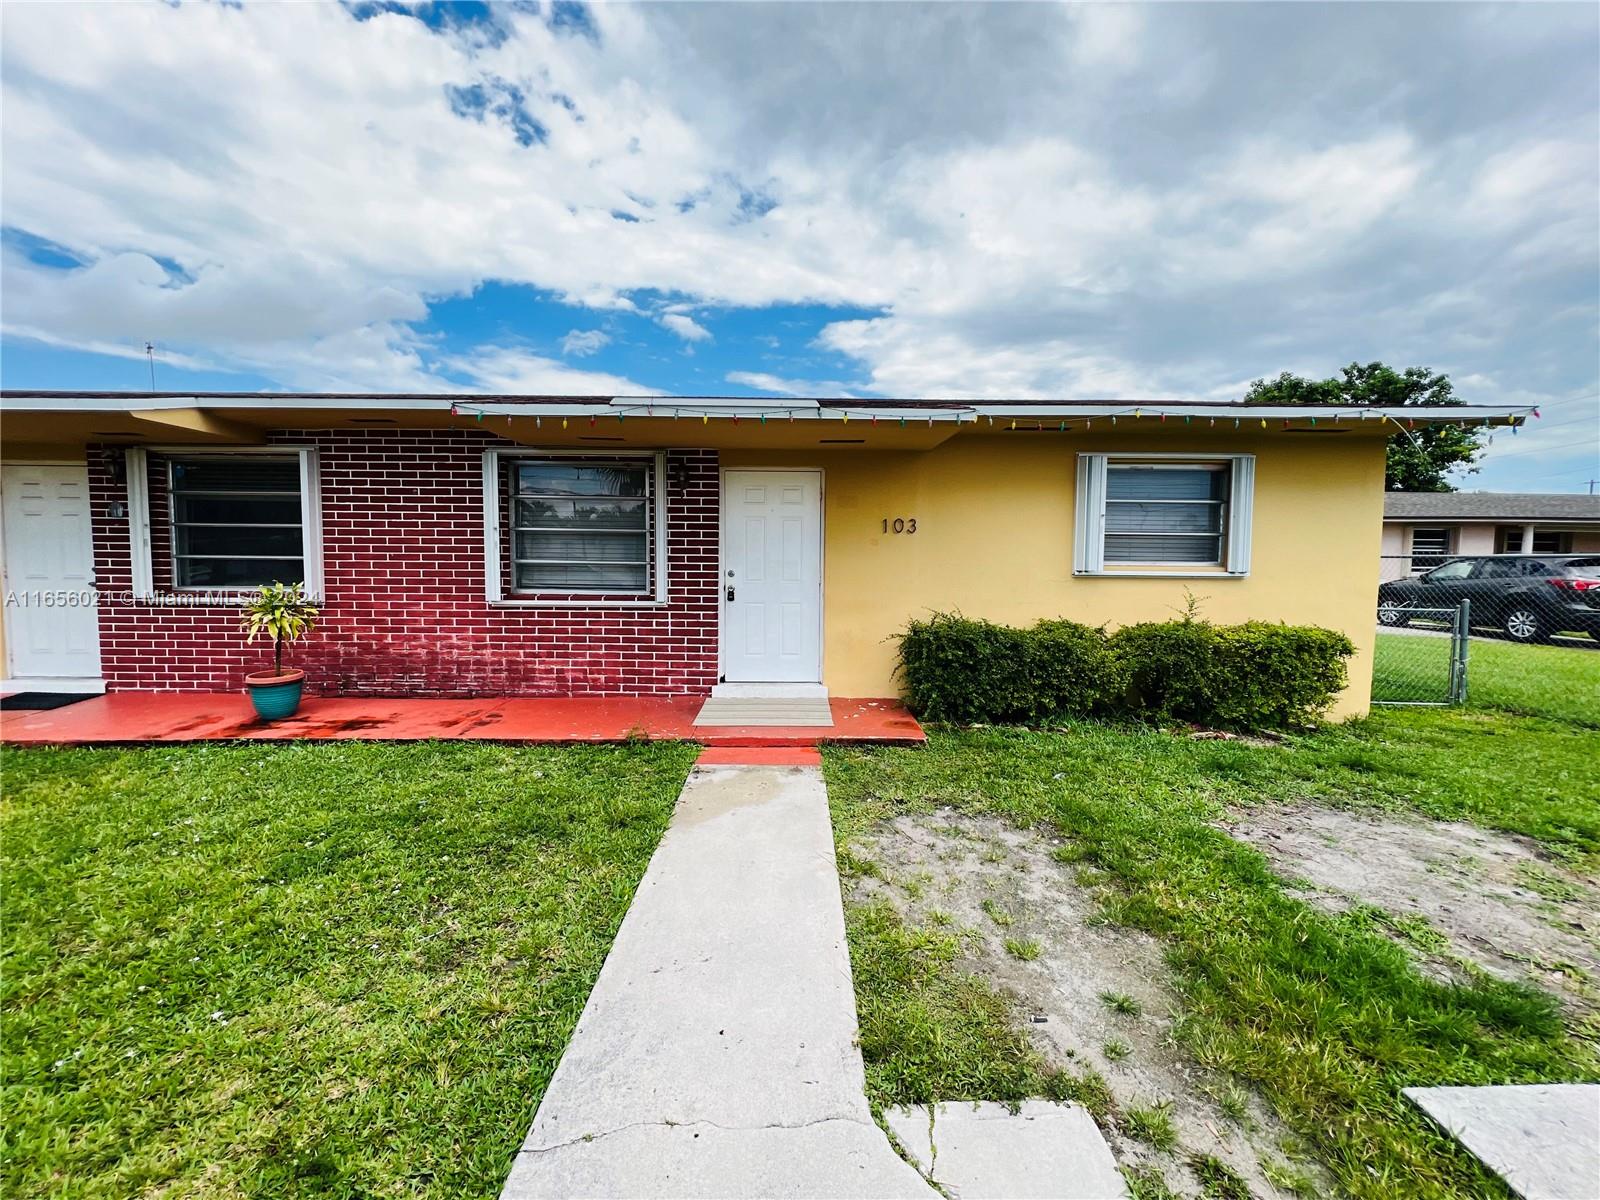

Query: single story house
[[0, 392, 1530, 718], [1381, 491, 1600, 580]]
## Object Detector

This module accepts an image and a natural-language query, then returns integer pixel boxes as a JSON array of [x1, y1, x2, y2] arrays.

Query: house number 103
[[881, 517, 918, 534]]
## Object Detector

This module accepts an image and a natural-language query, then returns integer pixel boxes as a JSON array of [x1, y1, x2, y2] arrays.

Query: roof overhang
[[0, 390, 1537, 429]]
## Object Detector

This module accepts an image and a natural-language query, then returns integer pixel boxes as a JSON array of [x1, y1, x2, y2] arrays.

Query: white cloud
[[725, 371, 857, 398], [441, 346, 657, 396], [658, 313, 711, 342], [560, 328, 611, 356], [0, 0, 1593, 442]]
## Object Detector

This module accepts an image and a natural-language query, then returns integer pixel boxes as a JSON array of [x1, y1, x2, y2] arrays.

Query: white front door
[[721, 469, 822, 683], [1, 463, 103, 681]]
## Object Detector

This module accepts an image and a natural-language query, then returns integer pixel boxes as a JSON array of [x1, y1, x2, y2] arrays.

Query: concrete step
[[693, 697, 835, 727]]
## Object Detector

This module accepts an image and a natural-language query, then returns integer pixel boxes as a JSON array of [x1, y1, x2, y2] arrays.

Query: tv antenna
[[144, 341, 156, 392]]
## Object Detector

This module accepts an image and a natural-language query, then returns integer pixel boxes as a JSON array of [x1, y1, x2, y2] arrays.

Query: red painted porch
[[0, 693, 924, 749]]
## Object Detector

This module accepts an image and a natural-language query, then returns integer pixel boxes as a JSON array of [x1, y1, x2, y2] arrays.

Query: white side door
[[1, 463, 103, 681], [721, 470, 822, 683]]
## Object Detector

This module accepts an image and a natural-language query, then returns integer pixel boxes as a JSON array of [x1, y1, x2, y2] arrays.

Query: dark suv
[[1378, 555, 1600, 643]]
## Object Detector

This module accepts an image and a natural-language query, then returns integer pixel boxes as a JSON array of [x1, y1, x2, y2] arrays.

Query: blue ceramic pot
[[246, 669, 305, 720]]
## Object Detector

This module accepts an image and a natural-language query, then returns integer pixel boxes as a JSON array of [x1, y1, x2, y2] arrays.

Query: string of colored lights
[[444, 401, 1535, 433]]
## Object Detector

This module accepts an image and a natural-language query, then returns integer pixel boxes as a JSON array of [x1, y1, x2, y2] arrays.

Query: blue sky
[[1, 1, 1596, 490]]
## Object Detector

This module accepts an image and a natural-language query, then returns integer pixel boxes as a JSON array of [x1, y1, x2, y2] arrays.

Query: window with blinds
[[510, 460, 653, 593], [1104, 464, 1229, 565], [1074, 454, 1255, 575], [169, 455, 305, 588]]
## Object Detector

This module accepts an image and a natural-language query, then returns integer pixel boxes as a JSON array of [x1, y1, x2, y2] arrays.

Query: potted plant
[[240, 581, 320, 720]]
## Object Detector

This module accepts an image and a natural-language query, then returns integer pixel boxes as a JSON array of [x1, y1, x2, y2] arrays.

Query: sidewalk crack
[[521, 1112, 875, 1155]]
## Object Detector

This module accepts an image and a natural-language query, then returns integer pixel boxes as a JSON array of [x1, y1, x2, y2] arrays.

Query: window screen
[[511, 460, 652, 593], [170, 456, 304, 588], [1103, 464, 1229, 565], [1410, 528, 1451, 572]]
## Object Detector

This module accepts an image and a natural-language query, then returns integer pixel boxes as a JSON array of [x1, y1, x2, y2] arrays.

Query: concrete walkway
[[501, 763, 934, 1199]]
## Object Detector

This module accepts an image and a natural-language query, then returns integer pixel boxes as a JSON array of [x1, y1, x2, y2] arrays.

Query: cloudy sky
[[2, 1, 1596, 491]]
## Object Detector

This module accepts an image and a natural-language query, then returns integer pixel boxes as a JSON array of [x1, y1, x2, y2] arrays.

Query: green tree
[[1243, 362, 1485, 491]]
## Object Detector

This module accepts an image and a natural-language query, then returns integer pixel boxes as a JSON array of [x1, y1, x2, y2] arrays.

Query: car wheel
[[1378, 599, 1414, 627], [1503, 607, 1544, 642]]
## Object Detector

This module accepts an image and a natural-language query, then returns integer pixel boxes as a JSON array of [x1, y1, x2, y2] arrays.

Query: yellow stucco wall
[[724, 431, 1388, 718]]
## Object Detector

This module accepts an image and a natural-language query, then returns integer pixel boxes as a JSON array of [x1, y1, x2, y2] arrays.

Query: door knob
[[726, 586, 736, 602]]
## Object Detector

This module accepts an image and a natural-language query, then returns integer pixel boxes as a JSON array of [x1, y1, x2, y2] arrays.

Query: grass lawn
[[1373, 631, 1600, 726], [826, 706, 1600, 1200], [2, 739, 697, 1199]]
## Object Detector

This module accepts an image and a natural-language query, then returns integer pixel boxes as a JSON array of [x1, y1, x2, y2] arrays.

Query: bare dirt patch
[[848, 809, 1330, 1199], [1223, 806, 1599, 1018]]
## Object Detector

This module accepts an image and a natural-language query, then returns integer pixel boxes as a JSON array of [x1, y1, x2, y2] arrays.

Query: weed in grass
[[1514, 861, 1586, 903], [1262, 1157, 1317, 1196], [1100, 991, 1142, 1017], [836, 846, 883, 880], [1040, 1065, 1115, 1121], [1387, 912, 1452, 955], [926, 909, 954, 927], [1214, 1084, 1250, 1125], [1102, 1039, 1131, 1062], [1123, 1102, 1179, 1152], [980, 898, 1015, 927], [1122, 1165, 1181, 1200], [1004, 937, 1042, 962], [1074, 866, 1107, 887], [1188, 1153, 1250, 1200]]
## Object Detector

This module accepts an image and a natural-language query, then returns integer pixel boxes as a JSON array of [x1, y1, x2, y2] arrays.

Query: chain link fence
[[1374, 553, 1600, 713], [1372, 602, 1469, 705]]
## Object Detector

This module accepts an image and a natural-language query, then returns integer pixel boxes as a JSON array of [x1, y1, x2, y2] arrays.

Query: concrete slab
[[1404, 1084, 1600, 1200], [884, 1102, 1127, 1200], [501, 764, 932, 1199]]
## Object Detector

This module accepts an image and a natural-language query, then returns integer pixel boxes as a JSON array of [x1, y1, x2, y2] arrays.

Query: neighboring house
[[0, 392, 1530, 717], [1381, 492, 1600, 581]]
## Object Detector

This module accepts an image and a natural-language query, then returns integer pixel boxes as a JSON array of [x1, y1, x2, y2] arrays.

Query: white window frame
[[128, 446, 323, 600], [1074, 453, 1254, 577], [482, 449, 669, 607]]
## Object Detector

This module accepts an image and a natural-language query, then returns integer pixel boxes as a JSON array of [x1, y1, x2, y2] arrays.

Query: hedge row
[[897, 613, 1354, 731]]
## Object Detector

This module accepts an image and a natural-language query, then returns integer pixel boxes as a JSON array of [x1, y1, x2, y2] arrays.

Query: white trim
[[298, 448, 325, 599], [717, 466, 826, 685], [1074, 452, 1255, 577], [124, 447, 154, 599], [1226, 455, 1255, 576], [137, 445, 324, 600], [0, 677, 107, 694], [1073, 454, 1106, 574], [483, 448, 669, 605], [652, 449, 668, 604], [482, 450, 503, 603]]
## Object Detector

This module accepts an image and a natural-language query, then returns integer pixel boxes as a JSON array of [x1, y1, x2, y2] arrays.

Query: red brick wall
[[88, 431, 721, 695]]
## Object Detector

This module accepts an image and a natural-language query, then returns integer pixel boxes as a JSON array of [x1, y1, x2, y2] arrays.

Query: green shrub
[[899, 613, 1353, 731], [1212, 622, 1354, 729], [897, 614, 1122, 723], [1107, 619, 1218, 721], [896, 614, 1033, 723]]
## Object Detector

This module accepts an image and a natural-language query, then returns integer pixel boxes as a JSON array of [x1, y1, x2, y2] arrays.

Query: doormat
[[0, 692, 98, 711]]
